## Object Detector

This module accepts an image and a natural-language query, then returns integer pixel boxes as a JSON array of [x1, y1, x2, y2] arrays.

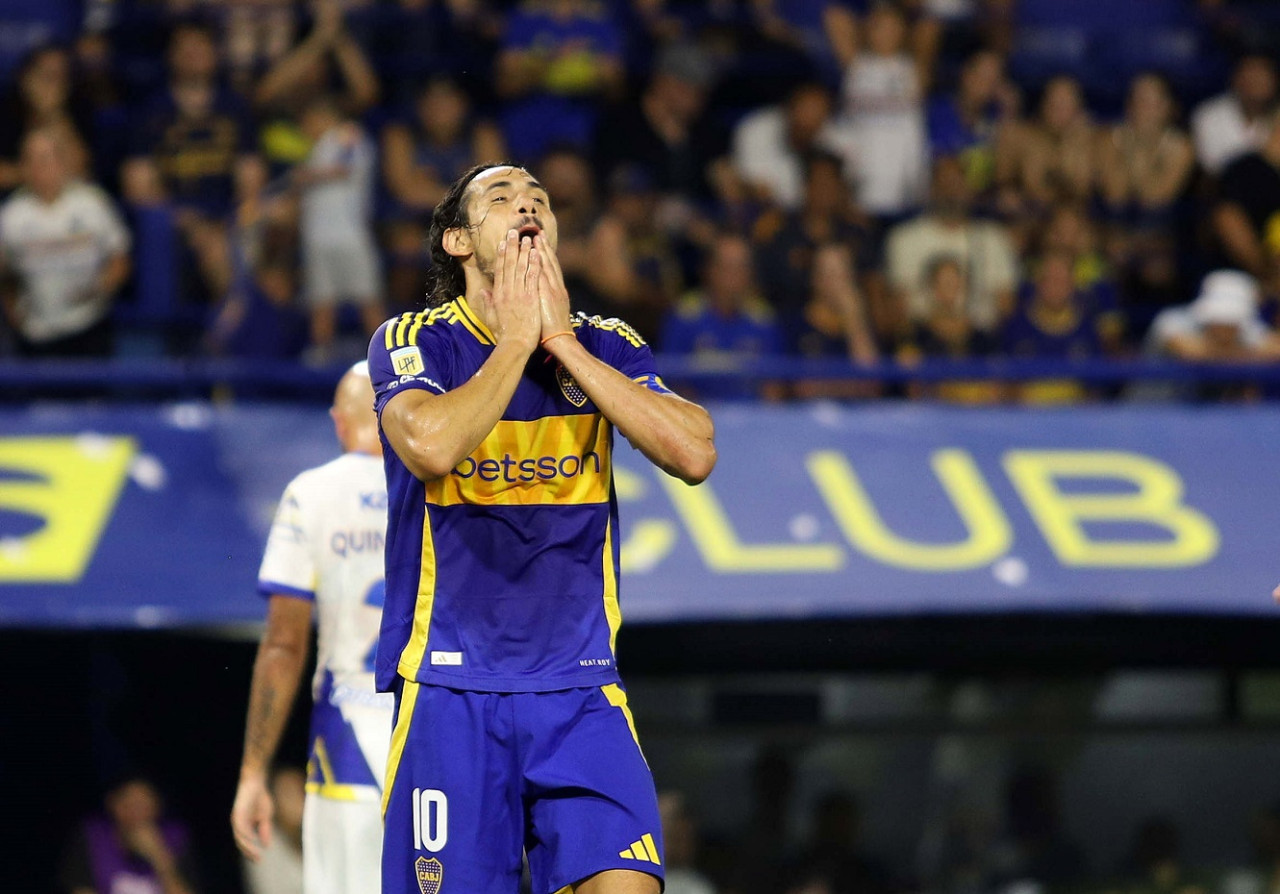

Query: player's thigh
[[303, 796, 383, 894], [382, 682, 524, 894], [521, 686, 664, 894]]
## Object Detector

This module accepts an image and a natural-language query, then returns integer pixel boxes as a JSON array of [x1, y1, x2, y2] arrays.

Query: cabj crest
[[416, 856, 443, 894], [557, 365, 588, 407]]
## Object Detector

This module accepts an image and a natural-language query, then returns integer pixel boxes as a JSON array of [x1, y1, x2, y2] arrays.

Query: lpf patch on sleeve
[[391, 346, 424, 377]]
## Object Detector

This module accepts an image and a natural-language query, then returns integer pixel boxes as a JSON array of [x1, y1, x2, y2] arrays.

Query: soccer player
[[231, 362, 391, 894], [369, 163, 717, 894]]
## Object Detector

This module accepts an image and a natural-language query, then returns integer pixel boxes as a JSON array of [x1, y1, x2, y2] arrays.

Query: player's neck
[[464, 279, 501, 337]]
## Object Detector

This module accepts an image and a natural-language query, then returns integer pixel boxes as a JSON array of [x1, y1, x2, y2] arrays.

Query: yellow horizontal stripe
[[426, 414, 611, 507], [304, 736, 370, 802], [305, 781, 365, 802]]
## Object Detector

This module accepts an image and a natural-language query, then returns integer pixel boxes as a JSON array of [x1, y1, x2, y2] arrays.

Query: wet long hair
[[424, 162, 528, 308]]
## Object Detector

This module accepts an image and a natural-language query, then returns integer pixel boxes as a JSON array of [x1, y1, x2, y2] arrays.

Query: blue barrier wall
[[1, 402, 1277, 627]]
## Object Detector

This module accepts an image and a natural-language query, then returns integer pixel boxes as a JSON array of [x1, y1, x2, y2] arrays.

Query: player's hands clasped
[[488, 229, 542, 354], [534, 233, 574, 348], [231, 774, 275, 862]]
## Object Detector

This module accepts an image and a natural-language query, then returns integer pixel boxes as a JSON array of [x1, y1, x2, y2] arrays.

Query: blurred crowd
[[61, 756, 1280, 894], [3, 0, 1280, 400]]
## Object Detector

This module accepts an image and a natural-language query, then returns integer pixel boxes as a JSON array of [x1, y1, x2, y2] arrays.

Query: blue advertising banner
[[0, 402, 1277, 627]]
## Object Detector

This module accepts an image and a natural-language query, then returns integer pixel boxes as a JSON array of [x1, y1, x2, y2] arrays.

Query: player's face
[[462, 167, 558, 281]]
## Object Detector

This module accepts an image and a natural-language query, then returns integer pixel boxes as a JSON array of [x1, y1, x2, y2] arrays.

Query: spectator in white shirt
[[732, 81, 843, 211], [1191, 54, 1277, 177], [885, 155, 1018, 338], [830, 2, 929, 219], [294, 95, 385, 358], [0, 127, 130, 357], [1146, 269, 1277, 362]]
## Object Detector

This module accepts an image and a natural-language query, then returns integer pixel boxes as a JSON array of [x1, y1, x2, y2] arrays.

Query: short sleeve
[[369, 312, 452, 418], [581, 314, 673, 395], [257, 478, 318, 600]]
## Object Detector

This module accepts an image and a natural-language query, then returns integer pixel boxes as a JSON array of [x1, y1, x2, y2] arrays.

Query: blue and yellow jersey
[[368, 297, 671, 693]]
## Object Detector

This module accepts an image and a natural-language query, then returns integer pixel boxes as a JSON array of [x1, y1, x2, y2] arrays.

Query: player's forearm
[[545, 337, 716, 484], [388, 341, 531, 479], [240, 637, 308, 780]]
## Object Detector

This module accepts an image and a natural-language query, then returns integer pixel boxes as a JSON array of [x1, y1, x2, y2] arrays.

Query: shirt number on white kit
[[412, 788, 448, 852]]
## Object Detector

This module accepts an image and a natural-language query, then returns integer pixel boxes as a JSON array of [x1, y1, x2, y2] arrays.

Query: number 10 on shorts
[[412, 788, 448, 852]]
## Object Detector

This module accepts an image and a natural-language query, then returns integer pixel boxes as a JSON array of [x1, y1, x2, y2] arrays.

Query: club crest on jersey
[[557, 365, 588, 407], [391, 346, 424, 377], [415, 856, 443, 894]]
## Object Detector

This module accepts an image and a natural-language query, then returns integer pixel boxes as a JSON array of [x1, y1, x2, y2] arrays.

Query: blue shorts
[[382, 681, 665, 894]]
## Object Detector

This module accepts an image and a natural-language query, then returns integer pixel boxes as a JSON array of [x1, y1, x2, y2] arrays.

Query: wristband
[[540, 331, 574, 348]]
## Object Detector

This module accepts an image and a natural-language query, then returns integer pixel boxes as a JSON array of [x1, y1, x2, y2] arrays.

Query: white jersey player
[[233, 362, 391, 894]]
